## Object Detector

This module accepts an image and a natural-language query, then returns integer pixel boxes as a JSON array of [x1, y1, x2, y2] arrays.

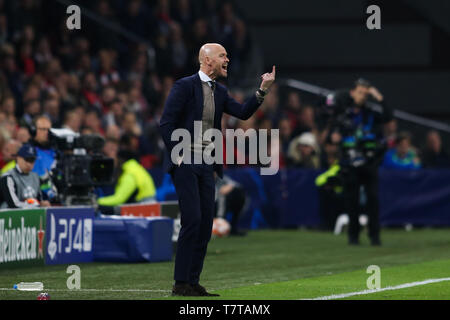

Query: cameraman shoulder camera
[[321, 79, 393, 246], [29, 115, 58, 201]]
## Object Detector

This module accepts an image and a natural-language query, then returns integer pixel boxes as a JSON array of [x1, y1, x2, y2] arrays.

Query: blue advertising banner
[[379, 169, 450, 226], [45, 207, 95, 265], [151, 167, 450, 229]]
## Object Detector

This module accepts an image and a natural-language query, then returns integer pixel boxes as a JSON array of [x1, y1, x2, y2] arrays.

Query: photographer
[[324, 79, 393, 246], [0, 144, 51, 209]]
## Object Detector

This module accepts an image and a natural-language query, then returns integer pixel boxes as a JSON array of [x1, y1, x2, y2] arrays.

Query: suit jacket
[[159, 73, 262, 178]]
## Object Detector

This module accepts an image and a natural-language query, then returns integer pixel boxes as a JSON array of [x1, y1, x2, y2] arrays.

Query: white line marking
[[304, 277, 450, 300], [0, 288, 170, 293]]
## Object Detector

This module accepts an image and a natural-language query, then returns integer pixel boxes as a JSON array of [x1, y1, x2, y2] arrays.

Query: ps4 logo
[[47, 214, 92, 261]]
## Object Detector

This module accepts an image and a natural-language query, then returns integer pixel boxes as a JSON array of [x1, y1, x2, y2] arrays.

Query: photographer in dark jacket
[[324, 79, 393, 246]]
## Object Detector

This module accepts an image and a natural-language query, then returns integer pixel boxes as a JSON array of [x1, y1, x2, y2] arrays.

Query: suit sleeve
[[159, 80, 189, 154], [223, 92, 263, 120]]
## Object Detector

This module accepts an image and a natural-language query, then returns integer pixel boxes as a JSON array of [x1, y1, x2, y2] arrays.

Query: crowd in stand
[[1, 0, 449, 175]]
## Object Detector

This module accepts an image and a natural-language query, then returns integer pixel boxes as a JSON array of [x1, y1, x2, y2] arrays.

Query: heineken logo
[[0, 216, 45, 263]]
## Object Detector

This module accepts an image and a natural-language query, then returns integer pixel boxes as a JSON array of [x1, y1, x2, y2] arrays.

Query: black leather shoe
[[348, 238, 360, 245], [172, 283, 199, 296], [191, 284, 220, 297]]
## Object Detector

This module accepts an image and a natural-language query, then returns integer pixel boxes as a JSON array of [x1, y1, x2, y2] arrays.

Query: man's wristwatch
[[257, 88, 267, 97]]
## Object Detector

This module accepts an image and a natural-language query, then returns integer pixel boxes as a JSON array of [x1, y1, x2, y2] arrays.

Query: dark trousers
[[170, 162, 215, 285], [342, 165, 380, 242], [220, 186, 246, 232], [318, 188, 344, 231]]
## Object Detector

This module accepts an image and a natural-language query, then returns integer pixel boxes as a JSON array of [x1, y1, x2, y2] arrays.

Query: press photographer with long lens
[[322, 79, 393, 246]]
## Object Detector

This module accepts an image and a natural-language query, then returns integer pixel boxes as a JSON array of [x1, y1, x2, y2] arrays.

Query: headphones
[[28, 123, 37, 138], [28, 114, 52, 139]]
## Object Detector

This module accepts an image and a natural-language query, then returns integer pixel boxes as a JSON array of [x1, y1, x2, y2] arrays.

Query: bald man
[[160, 43, 275, 296]]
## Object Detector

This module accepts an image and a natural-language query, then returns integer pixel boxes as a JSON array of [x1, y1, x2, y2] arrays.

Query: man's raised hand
[[260, 65, 276, 92]]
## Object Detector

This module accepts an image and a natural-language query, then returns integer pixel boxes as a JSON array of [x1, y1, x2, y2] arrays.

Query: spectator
[[258, 83, 280, 125], [319, 132, 341, 169], [278, 117, 293, 157], [62, 109, 82, 133], [284, 91, 302, 130], [1, 137, 21, 172], [100, 85, 117, 113], [383, 119, 398, 149], [1, 95, 16, 122], [103, 98, 124, 128], [81, 72, 102, 110], [97, 49, 121, 87], [18, 41, 35, 77], [291, 105, 318, 140], [105, 124, 122, 141], [421, 130, 450, 168], [382, 132, 421, 170], [19, 98, 41, 128], [42, 97, 61, 127], [287, 132, 320, 169], [84, 108, 104, 136], [34, 36, 53, 67], [103, 137, 119, 164], [16, 126, 31, 143], [127, 82, 148, 116], [122, 111, 142, 137]]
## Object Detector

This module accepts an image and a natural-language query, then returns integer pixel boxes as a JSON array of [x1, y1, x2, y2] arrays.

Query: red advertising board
[[120, 203, 161, 217]]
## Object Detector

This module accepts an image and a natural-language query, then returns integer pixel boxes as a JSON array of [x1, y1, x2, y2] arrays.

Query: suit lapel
[[193, 74, 203, 121], [213, 85, 222, 129]]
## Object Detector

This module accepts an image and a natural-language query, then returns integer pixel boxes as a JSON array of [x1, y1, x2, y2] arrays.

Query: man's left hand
[[260, 65, 276, 92]]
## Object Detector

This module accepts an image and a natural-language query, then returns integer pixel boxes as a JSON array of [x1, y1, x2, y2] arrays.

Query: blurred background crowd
[[0, 0, 449, 175]]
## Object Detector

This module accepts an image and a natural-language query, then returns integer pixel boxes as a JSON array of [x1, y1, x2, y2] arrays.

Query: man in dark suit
[[159, 43, 276, 296]]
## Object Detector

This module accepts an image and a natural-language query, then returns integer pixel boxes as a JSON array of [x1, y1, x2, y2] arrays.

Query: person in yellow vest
[[315, 160, 345, 231], [1, 140, 21, 174], [97, 150, 156, 209]]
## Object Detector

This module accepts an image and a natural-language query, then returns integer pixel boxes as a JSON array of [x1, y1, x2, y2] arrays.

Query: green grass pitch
[[1, 228, 450, 300]]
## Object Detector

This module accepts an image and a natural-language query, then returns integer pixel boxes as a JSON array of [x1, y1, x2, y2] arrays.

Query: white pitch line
[[303, 277, 450, 300], [0, 288, 170, 293]]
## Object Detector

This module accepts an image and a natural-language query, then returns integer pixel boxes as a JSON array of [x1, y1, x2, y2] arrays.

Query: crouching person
[[0, 143, 51, 208]]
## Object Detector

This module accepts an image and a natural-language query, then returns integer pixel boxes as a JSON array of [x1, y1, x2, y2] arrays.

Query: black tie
[[208, 81, 216, 92]]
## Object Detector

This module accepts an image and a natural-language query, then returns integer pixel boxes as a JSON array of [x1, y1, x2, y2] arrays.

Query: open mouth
[[222, 64, 228, 72]]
